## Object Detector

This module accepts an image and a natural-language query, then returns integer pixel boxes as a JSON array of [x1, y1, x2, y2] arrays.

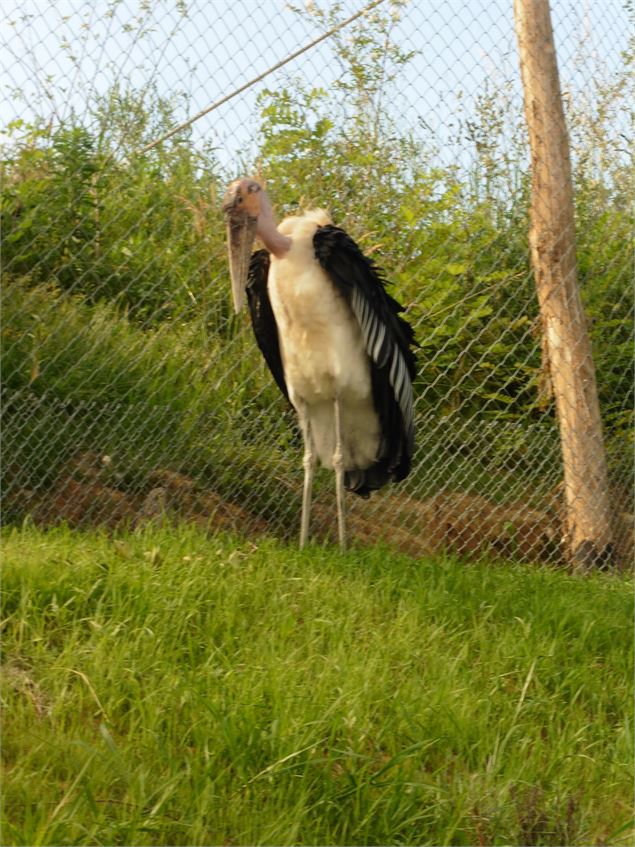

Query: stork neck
[[256, 193, 291, 258]]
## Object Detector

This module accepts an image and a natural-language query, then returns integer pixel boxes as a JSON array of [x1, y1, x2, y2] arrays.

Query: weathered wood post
[[514, 0, 613, 568]]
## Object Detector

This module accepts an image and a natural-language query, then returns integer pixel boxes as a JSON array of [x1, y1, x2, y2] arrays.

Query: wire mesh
[[1, 0, 632, 566]]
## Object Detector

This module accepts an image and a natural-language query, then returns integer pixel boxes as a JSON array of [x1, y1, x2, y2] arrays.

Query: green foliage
[[2, 125, 100, 290], [2, 525, 633, 845], [1, 96, 229, 327]]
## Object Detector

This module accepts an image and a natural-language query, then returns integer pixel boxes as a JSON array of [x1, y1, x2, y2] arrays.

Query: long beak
[[226, 214, 257, 313]]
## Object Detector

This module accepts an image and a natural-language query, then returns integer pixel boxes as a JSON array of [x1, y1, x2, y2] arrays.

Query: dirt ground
[[7, 451, 632, 570]]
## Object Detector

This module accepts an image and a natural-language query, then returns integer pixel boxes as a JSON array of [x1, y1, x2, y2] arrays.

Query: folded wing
[[313, 225, 417, 495]]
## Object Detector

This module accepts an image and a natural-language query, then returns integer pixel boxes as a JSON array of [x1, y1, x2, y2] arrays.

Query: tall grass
[[1, 278, 303, 525], [2, 524, 632, 845]]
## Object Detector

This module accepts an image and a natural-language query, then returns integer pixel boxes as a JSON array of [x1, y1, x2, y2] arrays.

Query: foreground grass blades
[[2, 525, 633, 846]]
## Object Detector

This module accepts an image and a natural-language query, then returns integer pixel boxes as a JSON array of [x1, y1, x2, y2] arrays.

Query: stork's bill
[[222, 178, 262, 313]]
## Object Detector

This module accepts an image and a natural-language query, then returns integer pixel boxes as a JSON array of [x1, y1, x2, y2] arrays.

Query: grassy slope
[[2, 525, 633, 846]]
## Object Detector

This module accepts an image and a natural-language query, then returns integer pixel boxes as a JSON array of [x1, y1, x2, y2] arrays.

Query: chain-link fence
[[1, 0, 632, 566]]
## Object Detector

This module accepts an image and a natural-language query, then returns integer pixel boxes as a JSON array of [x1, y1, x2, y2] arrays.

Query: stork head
[[222, 178, 263, 313]]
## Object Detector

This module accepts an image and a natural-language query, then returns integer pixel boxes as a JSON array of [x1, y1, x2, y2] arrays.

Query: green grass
[[2, 524, 633, 846]]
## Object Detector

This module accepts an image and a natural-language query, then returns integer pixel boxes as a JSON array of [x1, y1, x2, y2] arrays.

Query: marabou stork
[[223, 178, 416, 550]]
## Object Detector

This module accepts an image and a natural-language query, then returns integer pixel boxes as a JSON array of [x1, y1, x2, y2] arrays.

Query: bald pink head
[[223, 177, 291, 312]]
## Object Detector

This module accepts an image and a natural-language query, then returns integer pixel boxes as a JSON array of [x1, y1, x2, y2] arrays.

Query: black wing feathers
[[246, 250, 289, 401], [314, 225, 417, 497]]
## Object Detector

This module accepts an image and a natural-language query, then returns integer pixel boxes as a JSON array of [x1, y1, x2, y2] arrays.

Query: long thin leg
[[299, 406, 315, 549], [333, 397, 347, 551]]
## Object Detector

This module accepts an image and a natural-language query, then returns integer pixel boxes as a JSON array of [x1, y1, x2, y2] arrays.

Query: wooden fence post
[[514, 0, 613, 568]]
